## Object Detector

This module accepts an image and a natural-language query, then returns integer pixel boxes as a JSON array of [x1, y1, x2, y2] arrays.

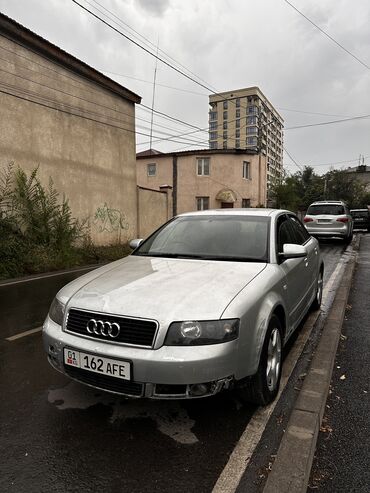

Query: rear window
[[351, 210, 369, 218], [307, 204, 345, 215]]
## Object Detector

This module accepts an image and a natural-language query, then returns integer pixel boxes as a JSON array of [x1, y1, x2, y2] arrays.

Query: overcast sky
[[1, 0, 370, 175]]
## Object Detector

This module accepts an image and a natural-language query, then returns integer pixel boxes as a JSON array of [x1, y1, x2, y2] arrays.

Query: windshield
[[133, 215, 270, 262], [307, 204, 345, 215]]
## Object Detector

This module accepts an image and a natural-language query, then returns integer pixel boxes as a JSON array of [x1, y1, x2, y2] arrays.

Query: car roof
[[309, 201, 346, 205], [176, 208, 291, 218]]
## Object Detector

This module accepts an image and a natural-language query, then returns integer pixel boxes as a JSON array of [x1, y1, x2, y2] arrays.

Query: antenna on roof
[[149, 37, 159, 152]]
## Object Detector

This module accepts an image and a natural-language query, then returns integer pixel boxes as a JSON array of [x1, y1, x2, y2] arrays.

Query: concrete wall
[[137, 152, 267, 214], [137, 186, 171, 238], [0, 31, 139, 245]]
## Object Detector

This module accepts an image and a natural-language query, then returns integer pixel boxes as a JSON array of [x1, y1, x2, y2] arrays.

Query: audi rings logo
[[86, 319, 121, 338]]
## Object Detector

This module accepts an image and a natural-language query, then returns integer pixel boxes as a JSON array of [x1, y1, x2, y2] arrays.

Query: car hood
[[63, 255, 267, 322]]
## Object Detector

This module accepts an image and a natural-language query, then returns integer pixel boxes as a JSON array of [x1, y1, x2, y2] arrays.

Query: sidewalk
[[308, 235, 370, 492], [263, 234, 366, 493]]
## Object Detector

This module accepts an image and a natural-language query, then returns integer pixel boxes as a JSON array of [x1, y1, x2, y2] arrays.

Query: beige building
[[136, 149, 267, 216], [0, 13, 141, 244], [209, 87, 284, 195], [345, 165, 370, 192]]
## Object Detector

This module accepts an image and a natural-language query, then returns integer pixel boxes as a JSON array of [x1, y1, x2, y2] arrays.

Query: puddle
[[48, 382, 198, 444]]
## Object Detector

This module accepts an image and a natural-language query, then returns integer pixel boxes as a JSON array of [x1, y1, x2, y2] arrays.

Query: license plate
[[64, 348, 131, 380], [317, 219, 331, 223]]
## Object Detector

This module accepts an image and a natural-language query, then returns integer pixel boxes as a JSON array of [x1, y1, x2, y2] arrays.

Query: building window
[[247, 126, 258, 135], [197, 196, 209, 210], [236, 109, 240, 118], [247, 115, 258, 125], [209, 111, 217, 120], [248, 105, 258, 115], [210, 132, 218, 140], [235, 129, 240, 138], [236, 119, 240, 128], [147, 163, 156, 176], [197, 157, 210, 176], [242, 198, 251, 208], [223, 131, 228, 139], [236, 98, 240, 108], [209, 121, 218, 130], [246, 137, 257, 146], [223, 140, 228, 149], [223, 121, 227, 130], [210, 141, 218, 149], [223, 111, 228, 120], [236, 139, 240, 148], [223, 100, 228, 110], [242, 161, 251, 179]]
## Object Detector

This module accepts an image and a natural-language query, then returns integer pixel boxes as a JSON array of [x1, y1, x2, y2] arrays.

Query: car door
[[287, 214, 319, 305], [276, 214, 311, 336]]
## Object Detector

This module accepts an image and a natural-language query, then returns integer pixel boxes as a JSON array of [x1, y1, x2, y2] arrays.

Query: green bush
[[0, 164, 129, 280]]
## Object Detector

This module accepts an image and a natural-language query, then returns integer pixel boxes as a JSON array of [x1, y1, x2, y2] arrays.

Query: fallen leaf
[[340, 374, 346, 380]]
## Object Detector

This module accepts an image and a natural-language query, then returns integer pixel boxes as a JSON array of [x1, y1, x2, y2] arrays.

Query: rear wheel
[[311, 268, 323, 310], [237, 315, 282, 406]]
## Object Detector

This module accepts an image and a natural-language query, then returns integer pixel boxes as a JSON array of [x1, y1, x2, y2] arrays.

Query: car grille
[[65, 309, 157, 347], [64, 365, 144, 396]]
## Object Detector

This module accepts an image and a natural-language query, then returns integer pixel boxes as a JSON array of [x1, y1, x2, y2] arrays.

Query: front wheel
[[236, 315, 283, 406]]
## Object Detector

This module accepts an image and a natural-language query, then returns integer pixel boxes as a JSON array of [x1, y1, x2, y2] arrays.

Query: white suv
[[304, 200, 353, 241]]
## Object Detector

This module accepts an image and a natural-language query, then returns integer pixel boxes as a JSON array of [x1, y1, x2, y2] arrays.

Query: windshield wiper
[[134, 252, 264, 262]]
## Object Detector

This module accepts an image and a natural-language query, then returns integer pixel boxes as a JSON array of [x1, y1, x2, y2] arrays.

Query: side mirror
[[129, 238, 144, 250], [279, 243, 307, 260]]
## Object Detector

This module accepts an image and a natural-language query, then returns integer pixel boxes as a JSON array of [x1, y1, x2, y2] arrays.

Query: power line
[[285, 113, 370, 130], [100, 69, 207, 96], [0, 84, 210, 146], [278, 107, 355, 118], [296, 154, 370, 168], [71, 0, 213, 92], [87, 0, 214, 91], [283, 146, 303, 171], [283, 0, 370, 70], [0, 49, 212, 142]]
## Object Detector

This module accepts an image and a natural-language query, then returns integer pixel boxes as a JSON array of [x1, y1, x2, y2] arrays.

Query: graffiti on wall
[[93, 203, 129, 239]]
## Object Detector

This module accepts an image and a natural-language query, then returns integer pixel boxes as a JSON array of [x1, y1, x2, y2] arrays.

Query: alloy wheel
[[266, 327, 282, 392]]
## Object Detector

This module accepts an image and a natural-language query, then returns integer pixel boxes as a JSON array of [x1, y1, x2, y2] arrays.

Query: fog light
[[188, 383, 210, 397], [49, 345, 56, 354]]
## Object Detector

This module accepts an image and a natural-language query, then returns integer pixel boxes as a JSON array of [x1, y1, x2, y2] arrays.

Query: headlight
[[48, 297, 65, 325], [165, 319, 239, 346]]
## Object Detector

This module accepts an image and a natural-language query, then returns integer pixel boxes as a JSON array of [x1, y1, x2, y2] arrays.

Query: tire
[[311, 268, 323, 311], [344, 232, 353, 243], [236, 315, 283, 406]]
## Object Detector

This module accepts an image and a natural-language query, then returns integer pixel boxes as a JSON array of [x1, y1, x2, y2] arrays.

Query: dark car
[[350, 209, 370, 231]]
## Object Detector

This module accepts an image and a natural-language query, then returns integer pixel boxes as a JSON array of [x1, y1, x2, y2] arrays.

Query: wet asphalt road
[[0, 241, 346, 493], [308, 235, 370, 492]]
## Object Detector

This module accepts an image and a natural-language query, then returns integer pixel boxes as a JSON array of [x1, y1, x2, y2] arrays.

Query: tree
[[323, 169, 368, 208]]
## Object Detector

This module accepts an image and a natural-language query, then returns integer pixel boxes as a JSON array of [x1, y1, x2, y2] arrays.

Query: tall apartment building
[[209, 87, 284, 194]]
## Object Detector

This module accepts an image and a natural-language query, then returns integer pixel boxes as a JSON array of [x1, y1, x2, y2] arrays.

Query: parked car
[[350, 208, 370, 231], [303, 200, 353, 241], [43, 209, 323, 406]]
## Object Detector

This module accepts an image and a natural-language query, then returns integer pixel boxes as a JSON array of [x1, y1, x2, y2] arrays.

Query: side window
[[288, 216, 310, 244], [277, 215, 295, 252]]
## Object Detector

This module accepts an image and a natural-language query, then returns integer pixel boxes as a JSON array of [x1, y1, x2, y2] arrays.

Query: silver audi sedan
[[43, 209, 323, 406]]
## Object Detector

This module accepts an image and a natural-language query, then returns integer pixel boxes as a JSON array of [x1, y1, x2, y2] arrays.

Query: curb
[[263, 237, 359, 493]]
